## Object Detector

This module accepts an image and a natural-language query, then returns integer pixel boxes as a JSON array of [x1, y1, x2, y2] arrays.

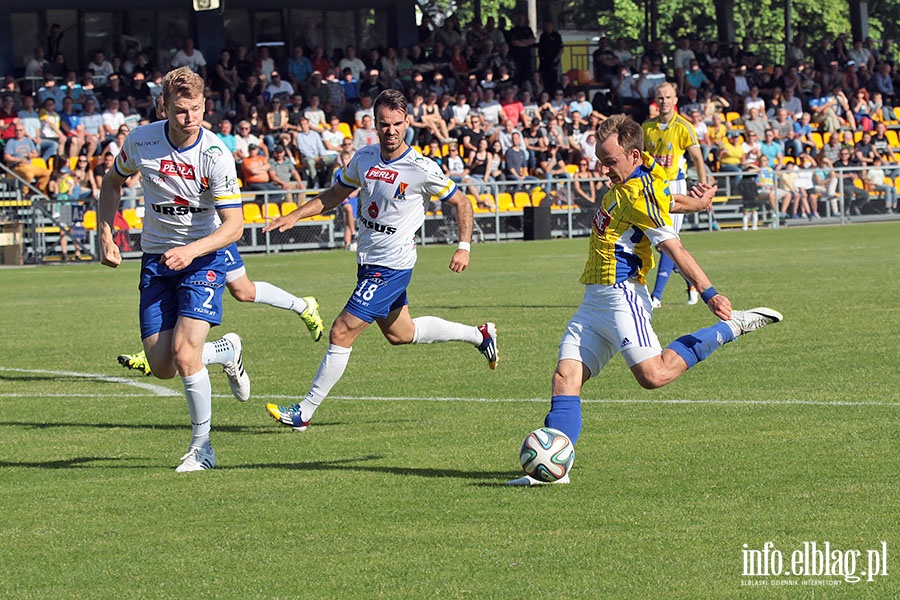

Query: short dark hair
[[374, 89, 408, 117]]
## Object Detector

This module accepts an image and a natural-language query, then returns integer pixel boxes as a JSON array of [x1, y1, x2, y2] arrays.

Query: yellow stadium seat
[[496, 192, 515, 211], [281, 201, 298, 215], [513, 191, 532, 208], [121, 208, 142, 229], [811, 132, 824, 149], [725, 111, 742, 127], [886, 130, 899, 148], [532, 189, 547, 206], [264, 202, 281, 220], [823, 132, 832, 145], [82, 210, 96, 230], [853, 131, 863, 143], [242, 203, 265, 224], [31, 157, 48, 170], [338, 122, 352, 140], [69, 156, 79, 170], [565, 163, 579, 175], [479, 193, 495, 208]]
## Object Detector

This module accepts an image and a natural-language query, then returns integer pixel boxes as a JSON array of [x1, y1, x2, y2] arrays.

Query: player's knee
[[384, 332, 412, 345], [229, 287, 254, 303], [633, 370, 669, 390]]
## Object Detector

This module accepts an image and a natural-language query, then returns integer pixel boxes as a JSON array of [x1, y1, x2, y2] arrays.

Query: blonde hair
[[161, 67, 204, 106]]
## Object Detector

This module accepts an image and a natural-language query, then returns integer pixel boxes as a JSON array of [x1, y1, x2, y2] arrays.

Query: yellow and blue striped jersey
[[579, 152, 678, 286], [642, 113, 698, 181]]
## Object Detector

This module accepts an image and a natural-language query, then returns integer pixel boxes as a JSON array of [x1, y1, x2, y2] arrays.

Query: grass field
[[1, 223, 898, 599]]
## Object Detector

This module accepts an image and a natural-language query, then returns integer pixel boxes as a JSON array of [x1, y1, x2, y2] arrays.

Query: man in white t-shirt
[[262, 89, 498, 433], [170, 38, 207, 80]]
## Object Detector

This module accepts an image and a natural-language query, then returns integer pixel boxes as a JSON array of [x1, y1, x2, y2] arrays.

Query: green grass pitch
[[1, 223, 897, 599]]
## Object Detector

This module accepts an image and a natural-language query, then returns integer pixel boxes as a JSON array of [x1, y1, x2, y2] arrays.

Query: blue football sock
[[652, 253, 675, 299], [666, 322, 736, 369], [544, 395, 582, 444]]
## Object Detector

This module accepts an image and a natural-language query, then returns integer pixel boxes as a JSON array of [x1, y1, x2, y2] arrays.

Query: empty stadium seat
[[281, 201, 298, 215], [264, 202, 281, 220], [121, 208, 142, 229], [513, 191, 532, 208], [242, 203, 265, 224], [496, 192, 515, 211], [82, 210, 96, 230]]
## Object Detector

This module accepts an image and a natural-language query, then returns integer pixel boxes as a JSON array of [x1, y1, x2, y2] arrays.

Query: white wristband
[[457, 241, 471, 252]]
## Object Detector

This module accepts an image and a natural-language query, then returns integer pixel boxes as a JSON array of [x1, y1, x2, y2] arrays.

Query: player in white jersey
[[262, 89, 498, 432], [98, 67, 250, 473]]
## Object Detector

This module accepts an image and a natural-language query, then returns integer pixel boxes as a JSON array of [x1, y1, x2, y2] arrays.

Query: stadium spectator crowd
[[2, 15, 900, 216]]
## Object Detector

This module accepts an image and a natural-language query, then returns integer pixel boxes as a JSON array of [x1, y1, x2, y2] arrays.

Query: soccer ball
[[519, 427, 574, 482]]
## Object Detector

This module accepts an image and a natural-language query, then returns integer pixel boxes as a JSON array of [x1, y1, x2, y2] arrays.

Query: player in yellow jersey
[[507, 114, 783, 486], [643, 82, 710, 307]]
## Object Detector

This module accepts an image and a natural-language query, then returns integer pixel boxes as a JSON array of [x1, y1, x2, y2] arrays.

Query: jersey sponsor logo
[[159, 159, 196, 180], [120, 149, 128, 162], [135, 140, 160, 147], [173, 195, 190, 206], [366, 200, 379, 219], [593, 206, 612, 236], [359, 215, 397, 235], [149, 203, 211, 216], [206, 270, 217, 283], [198, 177, 209, 194], [204, 146, 222, 159], [393, 181, 408, 200], [365, 166, 398, 184]]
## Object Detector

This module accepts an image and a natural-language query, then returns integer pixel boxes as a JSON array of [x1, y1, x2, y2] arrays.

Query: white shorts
[[558, 281, 663, 376], [668, 178, 686, 233]]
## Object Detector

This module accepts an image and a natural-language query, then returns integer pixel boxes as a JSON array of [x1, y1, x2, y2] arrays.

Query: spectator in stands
[[812, 155, 840, 216], [352, 114, 378, 149], [359, 69, 385, 100], [38, 97, 65, 160], [523, 117, 550, 177], [295, 116, 333, 188], [254, 46, 276, 81], [86, 50, 114, 87], [320, 115, 345, 155], [854, 130, 879, 169], [264, 97, 290, 151], [870, 121, 898, 175], [100, 98, 125, 143], [808, 84, 842, 133], [759, 128, 784, 168], [59, 97, 86, 158], [537, 19, 564, 93], [339, 45, 367, 80], [443, 143, 477, 196], [234, 119, 264, 165], [466, 137, 493, 194], [265, 71, 294, 105], [717, 130, 746, 188], [354, 94, 375, 129], [37, 75, 65, 107], [241, 143, 282, 203], [504, 131, 538, 191], [742, 106, 769, 140], [4, 122, 51, 192], [268, 143, 306, 202], [287, 46, 313, 87], [201, 98, 224, 131], [779, 160, 812, 218], [873, 62, 895, 104], [216, 119, 239, 160], [569, 89, 593, 120], [212, 49, 240, 96], [572, 156, 597, 209], [237, 72, 265, 120], [833, 147, 869, 215], [421, 91, 452, 142], [792, 111, 816, 156], [865, 155, 895, 212]]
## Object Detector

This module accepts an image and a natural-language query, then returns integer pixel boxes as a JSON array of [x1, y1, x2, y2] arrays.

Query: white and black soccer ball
[[519, 427, 574, 482]]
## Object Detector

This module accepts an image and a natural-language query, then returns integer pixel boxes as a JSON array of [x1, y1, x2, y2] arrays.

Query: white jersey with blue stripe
[[115, 121, 242, 254], [337, 144, 457, 270]]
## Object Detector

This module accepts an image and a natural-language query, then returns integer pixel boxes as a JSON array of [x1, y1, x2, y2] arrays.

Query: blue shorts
[[344, 264, 412, 323], [222, 242, 245, 283], [138, 250, 227, 339]]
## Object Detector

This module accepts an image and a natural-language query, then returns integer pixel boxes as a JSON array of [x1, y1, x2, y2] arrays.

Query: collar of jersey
[[382, 144, 412, 164], [164, 121, 204, 152]]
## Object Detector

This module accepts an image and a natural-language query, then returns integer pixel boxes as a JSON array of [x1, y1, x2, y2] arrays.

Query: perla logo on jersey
[[365, 166, 398, 184], [159, 159, 196, 180]]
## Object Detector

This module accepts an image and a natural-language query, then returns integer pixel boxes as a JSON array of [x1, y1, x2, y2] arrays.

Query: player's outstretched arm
[[672, 181, 718, 213], [98, 167, 129, 268], [443, 189, 473, 273], [263, 184, 352, 233], [657, 237, 732, 320]]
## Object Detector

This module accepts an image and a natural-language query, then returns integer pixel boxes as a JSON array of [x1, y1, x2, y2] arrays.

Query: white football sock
[[411, 316, 482, 345], [201, 336, 234, 366], [299, 344, 353, 421], [254, 281, 307, 314], [182, 367, 212, 449], [752, 211, 758, 228]]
